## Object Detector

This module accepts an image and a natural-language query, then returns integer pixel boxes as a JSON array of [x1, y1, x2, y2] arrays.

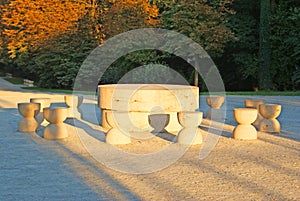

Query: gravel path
[[199, 95, 300, 141], [0, 79, 299, 200], [0, 77, 26, 91]]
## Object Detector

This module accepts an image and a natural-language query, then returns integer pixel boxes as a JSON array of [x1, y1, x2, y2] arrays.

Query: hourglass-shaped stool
[[43, 107, 68, 140], [233, 108, 257, 140], [105, 111, 131, 144], [244, 99, 265, 128], [206, 96, 225, 120], [18, 102, 40, 132], [30, 98, 51, 126], [149, 114, 170, 133], [64, 95, 83, 119], [101, 110, 111, 130], [259, 104, 281, 133], [177, 111, 203, 145]]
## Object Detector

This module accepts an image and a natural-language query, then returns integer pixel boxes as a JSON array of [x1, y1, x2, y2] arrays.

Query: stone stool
[[64, 95, 83, 119], [101, 109, 111, 130], [30, 98, 51, 126], [206, 96, 225, 120], [233, 108, 257, 140], [18, 102, 40, 132], [259, 104, 281, 133], [177, 111, 203, 145], [244, 99, 265, 128], [105, 111, 131, 144], [101, 109, 181, 134], [149, 114, 170, 133], [43, 107, 68, 140], [103, 111, 152, 131]]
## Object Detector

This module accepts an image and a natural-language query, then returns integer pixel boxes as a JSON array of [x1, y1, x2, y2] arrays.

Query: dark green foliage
[[217, 0, 300, 91], [215, 0, 259, 91], [4, 77, 23, 84], [101, 50, 164, 84], [271, 5, 300, 90], [258, 0, 273, 90], [1, 0, 299, 91], [292, 67, 300, 86], [159, 0, 235, 54], [14, 31, 97, 89]]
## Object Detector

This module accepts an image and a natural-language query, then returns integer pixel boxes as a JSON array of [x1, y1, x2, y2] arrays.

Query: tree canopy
[[159, 0, 235, 54], [1, 0, 90, 58], [102, 0, 160, 38], [0, 0, 299, 90]]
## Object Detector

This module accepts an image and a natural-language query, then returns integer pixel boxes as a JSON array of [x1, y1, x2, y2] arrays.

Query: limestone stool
[[244, 99, 265, 128], [105, 111, 131, 144], [206, 96, 225, 120], [101, 109, 111, 130], [148, 114, 170, 133], [18, 102, 40, 132], [259, 104, 281, 133], [177, 111, 203, 145], [30, 98, 51, 126], [233, 108, 257, 140], [64, 95, 83, 119], [43, 107, 68, 140]]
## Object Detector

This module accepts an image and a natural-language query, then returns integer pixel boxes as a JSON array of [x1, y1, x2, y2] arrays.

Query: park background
[[0, 0, 299, 92]]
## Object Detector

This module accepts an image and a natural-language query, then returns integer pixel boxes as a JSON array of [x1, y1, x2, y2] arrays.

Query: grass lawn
[[196, 91, 300, 96], [4, 77, 24, 85], [21, 87, 73, 94], [21, 87, 97, 95], [2, 77, 297, 96], [22, 87, 300, 96], [225, 91, 300, 96]]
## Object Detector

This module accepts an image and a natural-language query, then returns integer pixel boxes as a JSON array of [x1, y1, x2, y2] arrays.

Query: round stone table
[[98, 84, 199, 134]]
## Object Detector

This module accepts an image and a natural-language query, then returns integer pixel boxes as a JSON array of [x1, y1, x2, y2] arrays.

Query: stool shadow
[[65, 118, 106, 142], [153, 131, 177, 142]]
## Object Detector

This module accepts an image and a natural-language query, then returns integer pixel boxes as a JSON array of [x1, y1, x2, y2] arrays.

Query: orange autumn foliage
[[1, 0, 89, 58], [0, 0, 7, 52], [103, 0, 160, 38]]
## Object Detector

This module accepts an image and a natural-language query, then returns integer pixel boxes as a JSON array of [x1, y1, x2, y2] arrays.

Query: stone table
[[98, 84, 199, 134]]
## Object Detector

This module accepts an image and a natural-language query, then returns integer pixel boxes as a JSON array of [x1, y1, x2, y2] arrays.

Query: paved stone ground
[[0, 109, 100, 200], [0, 77, 299, 200], [199, 95, 300, 141], [0, 78, 139, 200], [0, 77, 26, 91]]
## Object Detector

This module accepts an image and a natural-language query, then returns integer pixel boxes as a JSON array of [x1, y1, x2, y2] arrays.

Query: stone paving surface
[[0, 77, 299, 200], [0, 77, 26, 91], [0, 78, 139, 201], [0, 109, 101, 200], [199, 95, 300, 141]]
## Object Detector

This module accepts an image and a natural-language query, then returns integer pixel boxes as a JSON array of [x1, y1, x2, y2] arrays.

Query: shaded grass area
[[21, 87, 96, 95], [226, 91, 300, 96], [4, 77, 24, 85], [22, 86, 300, 96], [197, 91, 300, 96], [2, 75, 300, 96]]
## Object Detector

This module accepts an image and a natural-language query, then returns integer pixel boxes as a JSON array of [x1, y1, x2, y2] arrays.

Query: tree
[[218, 0, 300, 91], [13, 26, 98, 89], [158, 0, 235, 86], [158, 0, 235, 54], [1, 0, 89, 58], [0, 0, 8, 58], [270, 3, 300, 90], [99, 0, 162, 85], [0, 0, 104, 88], [258, 0, 273, 90], [214, 0, 260, 91], [102, 0, 160, 39]]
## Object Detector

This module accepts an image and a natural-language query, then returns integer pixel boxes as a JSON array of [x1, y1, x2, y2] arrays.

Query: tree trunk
[[194, 58, 199, 87], [258, 0, 273, 90]]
